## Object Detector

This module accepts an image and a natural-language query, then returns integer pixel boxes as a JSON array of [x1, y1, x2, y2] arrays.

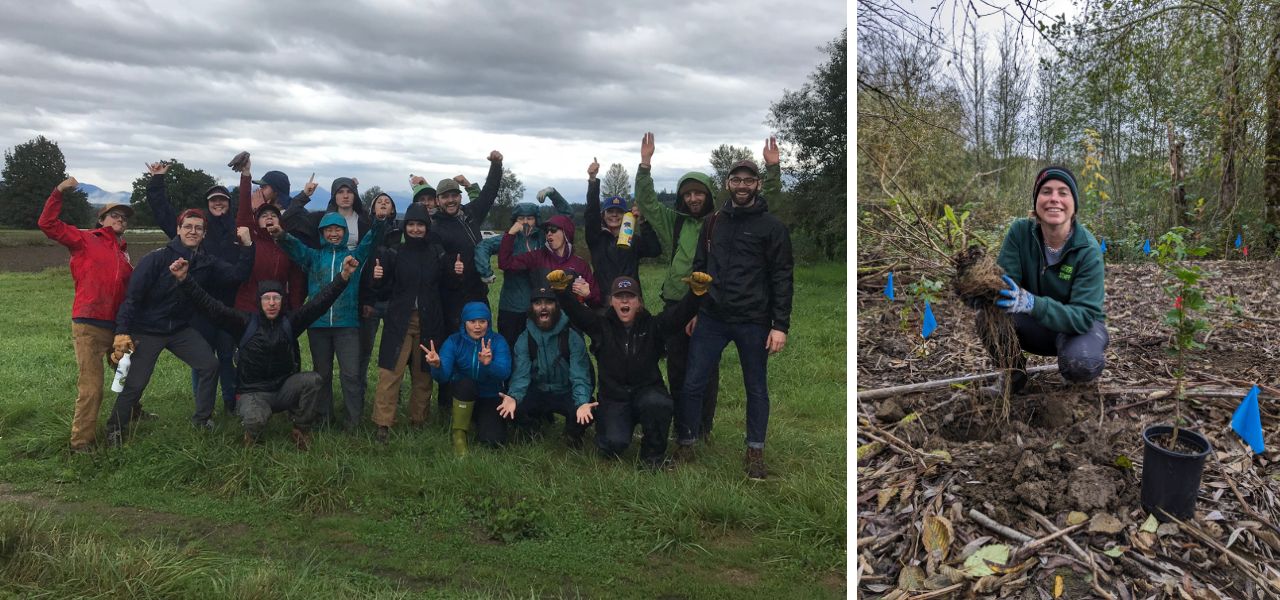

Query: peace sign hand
[[419, 340, 442, 369], [477, 337, 493, 366]]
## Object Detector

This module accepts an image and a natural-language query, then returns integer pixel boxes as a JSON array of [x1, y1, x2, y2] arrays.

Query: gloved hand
[[536, 186, 556, 203], [681, 272, 713, 296], [547, 269, 576, 291], [995, 275, 1035, 314], [111, 334, 135, 365]]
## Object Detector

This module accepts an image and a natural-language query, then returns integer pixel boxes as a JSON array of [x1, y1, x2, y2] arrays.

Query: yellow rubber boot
[[451, 400, 475, 457]]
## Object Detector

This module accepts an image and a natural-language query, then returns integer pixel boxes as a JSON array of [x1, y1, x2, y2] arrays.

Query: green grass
[[0, 263, 847, 598]]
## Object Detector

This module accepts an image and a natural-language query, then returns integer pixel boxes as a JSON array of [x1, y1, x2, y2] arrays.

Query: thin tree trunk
[[1218, 13, 1243, 228], [1266, 4, 1280, 253], [1168, 121, 1186, 227]]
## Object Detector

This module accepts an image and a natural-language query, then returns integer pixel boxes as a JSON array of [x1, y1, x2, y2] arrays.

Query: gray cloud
[[0, 0, 845, 197]]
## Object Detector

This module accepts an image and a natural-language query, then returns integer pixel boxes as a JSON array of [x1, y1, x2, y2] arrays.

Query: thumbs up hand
[[373, 258, 383, 280], [454, 254, 464, 275]]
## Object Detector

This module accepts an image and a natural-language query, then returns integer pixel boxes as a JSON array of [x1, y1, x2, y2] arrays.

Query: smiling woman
[[976, 166, 1110, 399]]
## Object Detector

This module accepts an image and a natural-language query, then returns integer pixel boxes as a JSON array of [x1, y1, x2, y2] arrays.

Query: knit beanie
[[1032, 166, 1078, 212]]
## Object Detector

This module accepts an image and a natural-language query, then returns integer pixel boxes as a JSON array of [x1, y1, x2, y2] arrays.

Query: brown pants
[[372, 313, 433, 427], [71, 322, 114, 448]]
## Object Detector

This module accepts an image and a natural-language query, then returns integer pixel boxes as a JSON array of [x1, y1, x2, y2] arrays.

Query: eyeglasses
[[179, 223, 205, 233], [104, 212, 129, 222], [728, 177, 759, 186]]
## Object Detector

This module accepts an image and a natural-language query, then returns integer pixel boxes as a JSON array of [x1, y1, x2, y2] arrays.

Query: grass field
[[0, 262, 847, 599]]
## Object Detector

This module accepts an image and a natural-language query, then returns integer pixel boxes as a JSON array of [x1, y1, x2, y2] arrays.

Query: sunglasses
[[545, 226, 561, 234]]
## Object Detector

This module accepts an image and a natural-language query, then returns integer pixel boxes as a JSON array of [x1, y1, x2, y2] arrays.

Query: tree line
[[859, 0, 1280, 258]]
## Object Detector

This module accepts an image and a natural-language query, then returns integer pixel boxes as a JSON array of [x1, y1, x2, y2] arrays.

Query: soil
[[857, 260, 1280, 599], [0, 238, 166, 272]]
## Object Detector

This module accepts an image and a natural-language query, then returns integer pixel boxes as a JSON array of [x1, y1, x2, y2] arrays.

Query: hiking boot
[[194, 419, 216, 432], [672, 443, 696, 464], [291, 427, 312, 451], [106, 430, 123, 449], [977, 369, 1029, 400], [562, 430, 584, 450], [641, 455, 673, 472], [242, 432, 256, 448], [745, 448, 767, 481], [376, 426, 390, 445]]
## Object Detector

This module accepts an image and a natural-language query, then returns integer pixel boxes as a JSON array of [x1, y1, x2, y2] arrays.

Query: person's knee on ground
[[1059, 355, 1104, 383], [635, 387, 674, 423], [238, 395, 272, 437]]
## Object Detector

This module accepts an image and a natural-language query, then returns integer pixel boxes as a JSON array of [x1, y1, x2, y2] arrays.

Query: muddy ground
[[857, 261, 1280, 599]]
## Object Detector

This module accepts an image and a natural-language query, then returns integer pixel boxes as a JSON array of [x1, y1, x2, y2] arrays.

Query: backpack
[[526, 328, 595, 394]]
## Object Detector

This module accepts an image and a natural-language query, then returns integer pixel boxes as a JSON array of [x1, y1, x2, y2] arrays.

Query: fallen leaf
[[1054, 574, 1064, 598], [877, 487, 899, 511], [858, 442, 884, 462], [1114, 455, 1134, 470], [898, 413, 919, 425], [865, 583, 893, 593], [963, 544, 1010, 577], [1065, 511, 1088, 526], [897, 565, 926, 591], [1141, 514, 1159, 533], [1102, 546, 1128, 558], [1204, 510, 1225, 521], [1156, 523, 1179, 537], [922, 515, 953, 560], [926, 449, 953, 463], [1089, 513, 1124, 534]]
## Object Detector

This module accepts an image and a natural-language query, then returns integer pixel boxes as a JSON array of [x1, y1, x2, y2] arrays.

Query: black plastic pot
[[1141, 425, 1212, 522]]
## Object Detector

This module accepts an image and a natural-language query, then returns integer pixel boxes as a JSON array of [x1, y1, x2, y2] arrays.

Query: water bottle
[[111, 352, 132, 393], [616, 211, 636, 248]]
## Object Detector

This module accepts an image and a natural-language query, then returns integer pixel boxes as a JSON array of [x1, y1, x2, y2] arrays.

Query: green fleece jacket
[[995, 218, 1106, 335], [635, 163, 781, 304]]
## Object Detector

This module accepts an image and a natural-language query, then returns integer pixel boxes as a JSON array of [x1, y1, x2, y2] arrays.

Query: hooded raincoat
[[279, 212, 384, 328], [430, 302, 512, 398]]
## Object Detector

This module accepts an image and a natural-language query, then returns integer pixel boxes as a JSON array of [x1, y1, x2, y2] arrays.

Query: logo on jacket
[[1059, 265, 1073, 281]]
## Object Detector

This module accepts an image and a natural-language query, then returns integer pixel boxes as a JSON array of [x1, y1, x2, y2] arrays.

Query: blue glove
[[995, 275, 1035, 314]]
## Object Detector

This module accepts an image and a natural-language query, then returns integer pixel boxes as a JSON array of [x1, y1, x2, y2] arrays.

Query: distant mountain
[[78, 183, 131, 207]]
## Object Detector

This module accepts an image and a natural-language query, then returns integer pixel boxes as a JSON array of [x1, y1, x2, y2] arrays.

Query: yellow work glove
[[547, 269, 575, 291], [111, 334, 135, 365], [682, 272, 713, 296]]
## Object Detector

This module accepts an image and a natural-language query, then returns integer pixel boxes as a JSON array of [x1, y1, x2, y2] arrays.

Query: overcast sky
[[0, 0, 846, 203]]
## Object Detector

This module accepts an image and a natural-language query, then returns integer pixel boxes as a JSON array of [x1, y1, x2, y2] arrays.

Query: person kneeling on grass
[[979, 166, 1108, 397], [422, 302, 512, 456], [172, 255, 361, 449], [552, 272, 711, 470], [496, 286, 594, 448]]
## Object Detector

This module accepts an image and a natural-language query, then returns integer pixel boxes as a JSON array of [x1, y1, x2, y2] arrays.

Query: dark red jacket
[[38, 189, 133, 322], [235, 173, 307, 312], [498, 233, 600, 307]]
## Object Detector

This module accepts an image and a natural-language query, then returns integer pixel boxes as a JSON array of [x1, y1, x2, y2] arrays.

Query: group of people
[[39, 134, 795, 479]]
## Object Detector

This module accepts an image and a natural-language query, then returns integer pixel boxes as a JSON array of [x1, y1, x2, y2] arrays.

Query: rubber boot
[[451, 400, 475, 457]]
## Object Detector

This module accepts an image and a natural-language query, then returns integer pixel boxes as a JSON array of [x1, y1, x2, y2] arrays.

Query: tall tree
[[0, 136, 91, 229], [127, 159, 218, 228], [989, 21, 1029, 186], [708, 145, 758, 189], [602, 163, 631, 199], [361, 185, 384, 206], [1266, 2, 1280, 251], [486, 167, 525, 229], [954, 20, 988, 173], [771, 28, 847, 259]]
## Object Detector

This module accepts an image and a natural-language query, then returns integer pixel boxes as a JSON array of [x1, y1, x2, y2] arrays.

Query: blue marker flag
[[921, 301, 937, 339], [1235, 233, 1243, 249], [885, 271, 895, 301], [1143, 239, 1151, 255], [1231, 385, 1265, 454], [1099, 239, 1107, 254]]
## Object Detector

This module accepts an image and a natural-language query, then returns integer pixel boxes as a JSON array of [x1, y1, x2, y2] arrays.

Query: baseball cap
[[610, 276, 639, 296], [601, 196, 628, 213]]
